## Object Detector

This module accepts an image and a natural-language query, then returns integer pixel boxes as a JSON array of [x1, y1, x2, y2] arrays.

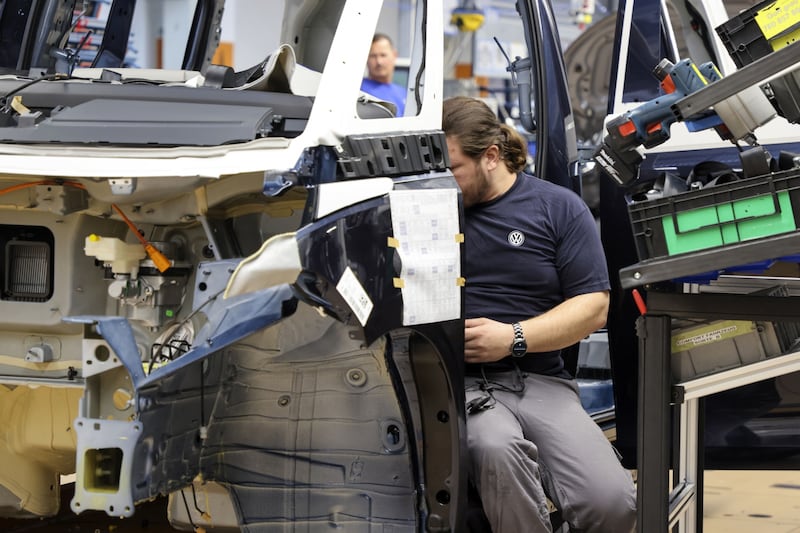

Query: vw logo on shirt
[[507, 230, 525, 247]]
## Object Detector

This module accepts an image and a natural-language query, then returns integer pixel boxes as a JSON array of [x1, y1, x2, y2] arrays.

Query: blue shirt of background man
[[360, 78, 406, 116], [464, 173, 610, 378]]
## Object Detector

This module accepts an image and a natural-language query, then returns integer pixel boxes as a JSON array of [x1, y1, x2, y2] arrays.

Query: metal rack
[[617, 17, 800, 533], [628, 241, 800, 533]]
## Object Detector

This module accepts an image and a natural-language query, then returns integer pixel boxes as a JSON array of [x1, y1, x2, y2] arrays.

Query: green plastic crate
[[628, 168, 800, 261], [662, 190, 795, 254]]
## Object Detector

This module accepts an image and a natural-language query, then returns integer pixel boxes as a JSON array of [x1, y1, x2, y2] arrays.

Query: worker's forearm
[[517, 291, 609, 353]]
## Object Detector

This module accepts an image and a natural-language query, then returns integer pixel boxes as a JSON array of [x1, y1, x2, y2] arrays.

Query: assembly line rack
[[616, 35, 800, 533], [621, 233, 800, 533]]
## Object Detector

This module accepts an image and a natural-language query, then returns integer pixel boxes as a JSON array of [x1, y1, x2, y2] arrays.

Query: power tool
[[595, 58, 727, 186]]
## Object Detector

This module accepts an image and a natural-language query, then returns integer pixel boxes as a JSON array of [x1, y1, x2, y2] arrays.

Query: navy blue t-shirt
[[464, 173, 610, 377]]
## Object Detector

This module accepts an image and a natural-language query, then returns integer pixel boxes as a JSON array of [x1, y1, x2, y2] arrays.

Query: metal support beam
[[672, 39, 800, 121], [636, 314, 672, 533]]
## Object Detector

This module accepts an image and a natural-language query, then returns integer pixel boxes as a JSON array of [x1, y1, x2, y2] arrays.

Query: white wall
[[219, 1, 284, 71], [130, 0, 407, 72], [130, 0, 200, 69]]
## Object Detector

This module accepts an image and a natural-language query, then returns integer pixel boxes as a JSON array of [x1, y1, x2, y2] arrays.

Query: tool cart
[[597, 2, 800, 531], [623, 228, 800, 533]]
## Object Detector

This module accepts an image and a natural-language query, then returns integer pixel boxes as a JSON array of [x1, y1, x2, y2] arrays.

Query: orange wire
[[111, 203, 148, 246], [0, 179, 85, 196], [1, 179, 170, 272], [0, 180, 142, 244], [111, 204, 171, 272]]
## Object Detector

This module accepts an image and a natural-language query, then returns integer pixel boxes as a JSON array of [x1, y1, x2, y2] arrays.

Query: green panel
[[663, 191, 796, 255], [733, 192, 795, 240], [673, 205, 725, 232]]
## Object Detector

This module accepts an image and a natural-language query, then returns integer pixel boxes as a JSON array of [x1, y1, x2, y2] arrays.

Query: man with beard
[[443, 96, 636, 533]]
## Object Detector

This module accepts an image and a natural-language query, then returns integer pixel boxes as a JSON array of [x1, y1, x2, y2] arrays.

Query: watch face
[[512, 340, 527, 357]]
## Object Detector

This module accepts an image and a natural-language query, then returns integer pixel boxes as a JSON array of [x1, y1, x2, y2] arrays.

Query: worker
[[361, 33, 406, 116], [442, 96, 637, 533]]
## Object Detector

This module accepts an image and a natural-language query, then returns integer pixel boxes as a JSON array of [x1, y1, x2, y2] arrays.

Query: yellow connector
[[144, 243, 171, 273], [450, 9, 484, 32]]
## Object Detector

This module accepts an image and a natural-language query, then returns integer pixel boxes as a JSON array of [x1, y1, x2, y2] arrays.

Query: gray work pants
[[466, 371, 636, 533]]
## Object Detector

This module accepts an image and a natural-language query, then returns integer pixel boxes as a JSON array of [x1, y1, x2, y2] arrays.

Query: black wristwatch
[[510, 322, 527, 357]]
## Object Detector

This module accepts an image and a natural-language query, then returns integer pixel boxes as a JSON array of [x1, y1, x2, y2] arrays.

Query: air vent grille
[[1, 225, 54, 302]]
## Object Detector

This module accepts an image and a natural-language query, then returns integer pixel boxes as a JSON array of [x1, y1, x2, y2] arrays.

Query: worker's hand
[[464, 317, 514, 363]]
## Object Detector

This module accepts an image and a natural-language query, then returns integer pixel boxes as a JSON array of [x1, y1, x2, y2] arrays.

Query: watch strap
[[511, 322, 527, 357]]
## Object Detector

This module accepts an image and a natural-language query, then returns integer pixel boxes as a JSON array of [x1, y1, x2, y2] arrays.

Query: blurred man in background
[[361, 33, 406, 116]]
